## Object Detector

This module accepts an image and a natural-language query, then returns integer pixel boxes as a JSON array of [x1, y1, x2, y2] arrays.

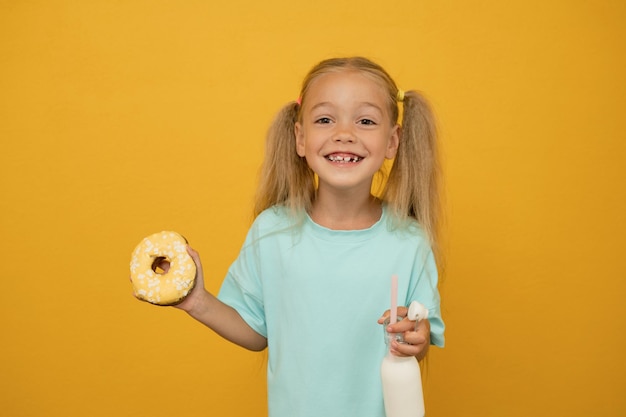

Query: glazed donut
[[130, 231, 196, 306]]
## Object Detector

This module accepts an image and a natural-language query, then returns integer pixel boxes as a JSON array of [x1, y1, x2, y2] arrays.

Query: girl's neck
[[309, 191, 382, 230]]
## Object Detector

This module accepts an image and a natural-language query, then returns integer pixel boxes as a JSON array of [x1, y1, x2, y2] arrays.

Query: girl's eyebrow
[[310, 102, 333, 111], [309, 101, 384, 113]]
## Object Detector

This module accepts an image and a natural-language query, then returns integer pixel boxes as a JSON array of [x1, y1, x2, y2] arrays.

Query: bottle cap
[[407, 301, 429, 321]]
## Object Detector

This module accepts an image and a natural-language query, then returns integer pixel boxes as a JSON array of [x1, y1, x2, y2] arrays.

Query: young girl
[[177, 57, 444, 417]]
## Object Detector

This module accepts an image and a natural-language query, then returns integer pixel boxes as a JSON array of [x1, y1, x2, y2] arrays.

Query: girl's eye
[[315, 117, 332, 124], [359, 119, 376, 125]]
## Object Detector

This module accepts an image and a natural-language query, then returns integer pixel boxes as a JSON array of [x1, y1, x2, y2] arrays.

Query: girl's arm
[[175, 246, 268, 352]]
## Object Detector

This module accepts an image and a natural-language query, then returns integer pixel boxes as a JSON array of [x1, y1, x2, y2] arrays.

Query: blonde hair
[[254, 57, 442, 253]]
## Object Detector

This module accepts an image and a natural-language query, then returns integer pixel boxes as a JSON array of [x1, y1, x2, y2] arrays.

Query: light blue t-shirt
[[218, 205, 444, 417]]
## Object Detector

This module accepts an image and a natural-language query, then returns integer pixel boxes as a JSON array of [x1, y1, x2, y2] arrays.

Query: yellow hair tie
[[396, 89, 405, 102]]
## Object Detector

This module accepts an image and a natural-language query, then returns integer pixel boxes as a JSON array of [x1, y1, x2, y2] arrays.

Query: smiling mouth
[[326, 154, 363, 163]]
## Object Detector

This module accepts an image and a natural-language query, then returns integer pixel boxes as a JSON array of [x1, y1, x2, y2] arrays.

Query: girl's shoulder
[[251, 205, 304, 235], [255, 205, 295, 224], [383, 208, 428, 240]]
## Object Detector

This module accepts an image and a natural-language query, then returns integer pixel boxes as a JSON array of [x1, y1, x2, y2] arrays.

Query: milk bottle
[[381, 301, 428, 417]]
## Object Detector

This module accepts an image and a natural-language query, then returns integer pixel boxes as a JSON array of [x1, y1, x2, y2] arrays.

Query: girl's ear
[[385, 124, 400, 159], [295, 121, 306, 157]]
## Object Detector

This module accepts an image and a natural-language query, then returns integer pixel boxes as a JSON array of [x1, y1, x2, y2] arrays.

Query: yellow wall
[[1, 1, 624, 416]]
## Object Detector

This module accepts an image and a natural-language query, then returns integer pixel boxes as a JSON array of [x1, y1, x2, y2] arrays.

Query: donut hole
[[151, 256, 171, 274]]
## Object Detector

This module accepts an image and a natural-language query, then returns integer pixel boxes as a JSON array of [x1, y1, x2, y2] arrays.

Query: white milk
[[380, 353, 424, 417], [380, 301, 429, 417]]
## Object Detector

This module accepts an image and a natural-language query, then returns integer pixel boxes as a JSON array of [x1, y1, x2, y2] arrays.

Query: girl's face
[[295, 70, 399, 197]]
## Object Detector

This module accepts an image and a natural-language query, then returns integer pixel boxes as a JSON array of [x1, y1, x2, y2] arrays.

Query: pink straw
[[390, 274, 398, 327]]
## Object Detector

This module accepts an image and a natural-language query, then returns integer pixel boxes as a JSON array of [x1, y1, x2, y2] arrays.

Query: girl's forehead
[[305, 70, 389, 101]]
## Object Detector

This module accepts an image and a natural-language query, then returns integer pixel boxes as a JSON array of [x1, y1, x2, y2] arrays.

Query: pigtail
[[384, 90, 442, 254], [254, 101, 315, 218]]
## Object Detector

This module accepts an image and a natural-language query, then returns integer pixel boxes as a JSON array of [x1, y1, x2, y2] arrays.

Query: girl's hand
[[174, 246, 208, 313], [378, 306, 431, 361]]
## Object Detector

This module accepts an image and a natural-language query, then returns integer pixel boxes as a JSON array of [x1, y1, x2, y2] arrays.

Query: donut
[[130, 231, 196, 306]]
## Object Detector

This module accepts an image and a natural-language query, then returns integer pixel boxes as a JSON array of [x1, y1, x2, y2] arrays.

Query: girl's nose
[[332, 126, 355, 143]]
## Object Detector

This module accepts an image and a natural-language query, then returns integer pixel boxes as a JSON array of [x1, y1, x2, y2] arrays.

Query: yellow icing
[[129, 231, 196, 305]]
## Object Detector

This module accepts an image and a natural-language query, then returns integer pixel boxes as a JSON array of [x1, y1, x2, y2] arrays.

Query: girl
[[178, 57, 444, 417]]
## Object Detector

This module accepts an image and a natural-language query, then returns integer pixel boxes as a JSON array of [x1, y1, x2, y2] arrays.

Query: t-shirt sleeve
[[408, 248, 445, 348], [217, 225, 268, 338]]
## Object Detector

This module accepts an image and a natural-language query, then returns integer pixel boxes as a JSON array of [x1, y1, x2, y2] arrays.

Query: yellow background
[[1, 1, 625, 416]]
